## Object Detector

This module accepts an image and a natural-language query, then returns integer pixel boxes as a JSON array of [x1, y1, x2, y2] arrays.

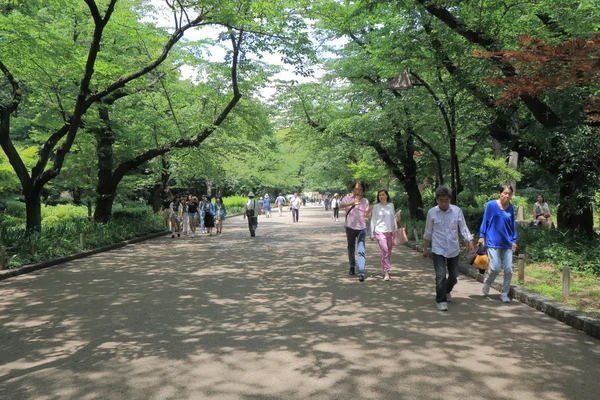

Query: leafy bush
[[517, 227, 600, 275], [0, 209, 163, 269], [112, 208, 153, 221], [223, 195, 248, 208]]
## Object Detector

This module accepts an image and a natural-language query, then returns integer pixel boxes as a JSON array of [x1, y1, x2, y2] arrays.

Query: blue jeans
[[200, 211, 206, 232], [484, 247, 513, 295], [431, 253, 459, 303], [346, 227, 366, 275]]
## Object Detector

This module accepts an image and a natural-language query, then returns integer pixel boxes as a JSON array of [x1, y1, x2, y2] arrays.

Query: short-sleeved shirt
[[341, 195, 369, 230], [534, 202, 549, 216]]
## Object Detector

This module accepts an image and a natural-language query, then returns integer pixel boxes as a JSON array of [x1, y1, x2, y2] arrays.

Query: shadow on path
[[1, 207, 599, 399]]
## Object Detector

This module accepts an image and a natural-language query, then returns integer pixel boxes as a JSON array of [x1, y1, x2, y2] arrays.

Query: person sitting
[[533, 194, 553, 229]]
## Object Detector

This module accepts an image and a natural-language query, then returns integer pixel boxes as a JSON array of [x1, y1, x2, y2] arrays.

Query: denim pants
[[199, 211, 206, 233], [431, 253, 460, 303], [292, 208, 299, 222], [484, 247, 513, 295], [346, 227, 366, 275]]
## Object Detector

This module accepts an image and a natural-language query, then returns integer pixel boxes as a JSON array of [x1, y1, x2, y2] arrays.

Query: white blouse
[[370, 203, 396, 237]]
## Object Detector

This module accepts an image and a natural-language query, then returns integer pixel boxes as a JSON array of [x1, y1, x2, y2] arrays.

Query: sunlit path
[[1, 207, 599, 400]]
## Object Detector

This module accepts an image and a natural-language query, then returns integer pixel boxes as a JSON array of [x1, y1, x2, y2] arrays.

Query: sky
[[146, 1, 333, 100]]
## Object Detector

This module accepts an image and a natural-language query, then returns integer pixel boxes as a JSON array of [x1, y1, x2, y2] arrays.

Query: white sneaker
[[501, 293, 511, 303], [436, 302, 448, 311], [446, 292, 452, 302], [482, 283, 490, 296]]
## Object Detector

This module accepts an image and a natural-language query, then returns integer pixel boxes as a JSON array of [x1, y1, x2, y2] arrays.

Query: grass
[[519, 263, 600, 318]]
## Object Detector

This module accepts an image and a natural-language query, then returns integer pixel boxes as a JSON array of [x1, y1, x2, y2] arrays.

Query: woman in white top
[[370, 189, 398, 281]]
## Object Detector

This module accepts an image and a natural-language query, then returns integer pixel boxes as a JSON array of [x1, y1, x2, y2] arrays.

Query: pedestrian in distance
[[204, 195, 215, 236], [479, 184, 518, 303], [214, 196, 227, 234], [187, 196, 199, 238], [340, 181, 370, 282], [243, 192, 260, 237], [275, 193, 286, 217], [263, 194, 272, 218], [423, 186, 474, 311], [160, 195, 172, 233], [370, 189, 398, 281], [182, 194, 191, 236], [169, 195, 183, 238], [330, 193, 340, 221], [290, 192, 301, 222]]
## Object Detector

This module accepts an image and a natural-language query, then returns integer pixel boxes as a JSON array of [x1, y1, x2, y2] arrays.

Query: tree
[[413, 0, 600, 234], [0, 0, 222, 231]]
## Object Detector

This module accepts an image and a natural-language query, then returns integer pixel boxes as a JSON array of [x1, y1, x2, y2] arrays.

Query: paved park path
[[1, 206, 599, 400]]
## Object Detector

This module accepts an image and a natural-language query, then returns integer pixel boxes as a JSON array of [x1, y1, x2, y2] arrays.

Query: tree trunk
[[94, 192, 115, 223], [93, 106, 116, 223], [557, 173, 594, 236], [401, 136, 425, 220], [25, 192, 42, 232]]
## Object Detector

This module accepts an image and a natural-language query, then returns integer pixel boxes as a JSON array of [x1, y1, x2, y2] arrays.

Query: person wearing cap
[[243, 192, 260, 237], [423, 186, 474, 311], [263, 193, 272, 218], [275, 193, 286, 217]]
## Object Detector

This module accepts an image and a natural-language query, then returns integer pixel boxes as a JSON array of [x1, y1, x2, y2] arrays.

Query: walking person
[[479, 184, 518, 303], [370, 189, 398, 281], [340, 181, 370, 282], [330, 193, 340, 221], [214, 196, 227, 234], [169, 195, 183, 238], [423, 186, 475, 311], [199, 195, 207, 234], [188, 196, 199, 238], [160, 195, 172, 232], [290, 192, 300, 222], [204, 195, 215, 236], [263, 194, 272, 218], [182, 194, 191, 236], [243, 192, 259, 237], [275, 193, 285, 217]]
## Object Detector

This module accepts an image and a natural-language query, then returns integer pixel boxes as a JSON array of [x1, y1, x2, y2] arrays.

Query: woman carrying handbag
[[369, 189, 399, 281]]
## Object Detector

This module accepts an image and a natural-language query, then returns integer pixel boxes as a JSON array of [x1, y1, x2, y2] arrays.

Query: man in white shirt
[[290, 192, 301, 222], [423, 186, 474, 311]]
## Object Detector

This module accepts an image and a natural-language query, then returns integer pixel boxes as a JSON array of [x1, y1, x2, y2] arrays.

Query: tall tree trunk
[[401, 136, 425, 220], [93, 106, 116, 223], [25, 191, 42, 232], [557, 172, 594, 236]]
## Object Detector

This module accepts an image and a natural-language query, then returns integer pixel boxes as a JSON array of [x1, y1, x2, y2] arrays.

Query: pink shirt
[[341, 195, 370, 230]]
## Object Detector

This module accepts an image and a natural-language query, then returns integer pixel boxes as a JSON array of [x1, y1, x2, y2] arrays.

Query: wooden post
[[517, 205, 524, 221], [0, 246, 6, 270], [562, 266, 570, 301], [80, 233, 85, 251], [517, 254, 526, 283], [413, 228, 420, 242]]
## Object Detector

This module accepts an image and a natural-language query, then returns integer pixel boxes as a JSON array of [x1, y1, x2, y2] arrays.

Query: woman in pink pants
[[369, 189, 397, 281]]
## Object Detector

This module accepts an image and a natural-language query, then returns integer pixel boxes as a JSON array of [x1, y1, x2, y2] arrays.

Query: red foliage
[[475, 35, 600, 121]]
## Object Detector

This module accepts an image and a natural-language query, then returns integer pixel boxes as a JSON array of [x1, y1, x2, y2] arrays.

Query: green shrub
[[4, 201, 25, 218], [223, 195, 248, 208], [0, 212, 163, 269], [112, 207, 153, 220], [42, 204, 88, 220]]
